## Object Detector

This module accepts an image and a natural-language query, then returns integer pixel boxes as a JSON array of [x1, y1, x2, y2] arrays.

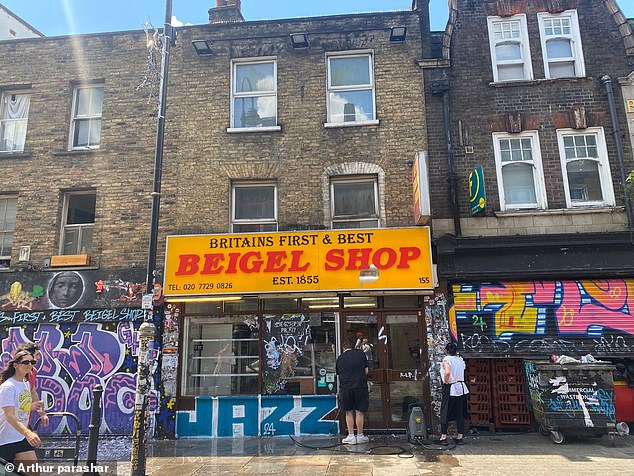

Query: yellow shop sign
[[163, 228, 433, 296]]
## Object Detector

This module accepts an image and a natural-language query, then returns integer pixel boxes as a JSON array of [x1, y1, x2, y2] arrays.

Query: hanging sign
[[469, 166, 486, 215]]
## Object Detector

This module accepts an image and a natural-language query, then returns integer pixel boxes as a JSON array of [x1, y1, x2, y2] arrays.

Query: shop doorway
[[341, 311, 428, 431]]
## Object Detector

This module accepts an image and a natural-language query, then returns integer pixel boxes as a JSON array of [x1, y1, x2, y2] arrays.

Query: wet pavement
[[38, 432, 634, 475], [135, 432, 633, 475]]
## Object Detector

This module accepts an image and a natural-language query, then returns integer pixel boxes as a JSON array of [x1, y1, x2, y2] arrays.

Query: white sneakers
[[342, 434, 370, 444]]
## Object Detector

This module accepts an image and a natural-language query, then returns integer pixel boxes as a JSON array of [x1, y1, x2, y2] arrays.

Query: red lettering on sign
[[175, 254, 200, 275]]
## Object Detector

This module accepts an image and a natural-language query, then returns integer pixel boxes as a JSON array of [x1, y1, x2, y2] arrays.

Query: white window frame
[[0, 91, 30, 153], [69, 85, 104, 150], [0, 195, 17, 266], [330, 175, 380, 229], [228, 57, 280, 133], [231, 182, 278, 232], [492, 131, 548, 211], [60, 191, 96, 255], [487, 14, 533, 82], [325, 50, 378, 127], [538, 10, 585, 79], [556, 127, 615, 208]]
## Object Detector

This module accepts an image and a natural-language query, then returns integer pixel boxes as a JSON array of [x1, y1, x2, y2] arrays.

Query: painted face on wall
[[48, 271, 84, 308]]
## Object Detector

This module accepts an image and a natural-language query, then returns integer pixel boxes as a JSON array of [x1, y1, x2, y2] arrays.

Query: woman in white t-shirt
[[0, 350, 42, 472], [437, 342, 469, 445]]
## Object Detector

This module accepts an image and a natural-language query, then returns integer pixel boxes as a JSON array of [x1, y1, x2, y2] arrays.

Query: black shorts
[[0, 438, 35, 463], [339, 387, 369, 412]]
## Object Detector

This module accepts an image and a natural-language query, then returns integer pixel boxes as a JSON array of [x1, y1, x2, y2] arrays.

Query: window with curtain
[[231, 59, 277, 129], [326, 53, 376, 124], [0, 93, 30, 152], [231, 183, 277, 233], [538, 11, 585, 79], [487, 15, 533, 82], [0, 196, 17, 267], [331, 176, 379, 228], [556, 128, 614, 207], [70, 86, 104, 149], [493, 132, 547, 210]]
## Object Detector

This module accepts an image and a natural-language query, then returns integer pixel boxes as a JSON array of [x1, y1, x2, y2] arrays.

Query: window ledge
[[494, 206, 623, 217], [490, 77, 591, 88], [0, 151, 31, 159], [52, 149, 102, 157], [324, 119, 380, 129], [226, 126, 281, 133]]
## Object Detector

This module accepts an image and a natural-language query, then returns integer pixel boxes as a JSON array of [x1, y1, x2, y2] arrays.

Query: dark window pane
[[67, 194, 96, 225], [234, 186, 275, 220], [333, 181, 376, 217]]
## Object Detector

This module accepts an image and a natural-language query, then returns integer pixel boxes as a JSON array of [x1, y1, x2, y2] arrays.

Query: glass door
[[341, 311, 426, 431]]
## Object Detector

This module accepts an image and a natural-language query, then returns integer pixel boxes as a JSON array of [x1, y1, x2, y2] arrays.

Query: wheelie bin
[[524, 360, 616, 444]]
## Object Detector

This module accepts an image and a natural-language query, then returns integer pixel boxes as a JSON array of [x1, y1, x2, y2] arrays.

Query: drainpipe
[[601, 75, 634, 229], [432, 80, 462, 237]]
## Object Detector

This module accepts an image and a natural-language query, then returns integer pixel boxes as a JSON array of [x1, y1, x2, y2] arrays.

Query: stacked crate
[[492, 359, 531, 428], [465, 358, 493, 428]]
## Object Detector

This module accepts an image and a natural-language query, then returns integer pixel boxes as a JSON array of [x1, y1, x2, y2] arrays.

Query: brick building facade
[[0, 1, 439, 438], [422, 0, 634, 431]]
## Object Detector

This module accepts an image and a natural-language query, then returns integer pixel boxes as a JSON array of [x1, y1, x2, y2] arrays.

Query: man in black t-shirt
[[335, 337, 369, 444]]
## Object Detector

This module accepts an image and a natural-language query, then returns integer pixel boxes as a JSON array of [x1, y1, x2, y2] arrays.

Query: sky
[[3, 0, 634, 37]]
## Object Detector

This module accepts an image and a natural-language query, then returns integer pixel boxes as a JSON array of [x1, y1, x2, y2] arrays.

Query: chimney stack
[[209, 0, 244, 24]]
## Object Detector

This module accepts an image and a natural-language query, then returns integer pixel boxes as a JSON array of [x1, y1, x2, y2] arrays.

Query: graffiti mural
[[0, 322, 158, 434], [453, 280, 634, 356], [0, 269, 146, 311], [175, 395, 338, 437]]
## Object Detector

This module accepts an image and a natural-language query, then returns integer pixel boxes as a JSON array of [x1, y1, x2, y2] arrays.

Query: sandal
[[455, 438, 465, 445], [434, 438, 449, 445]]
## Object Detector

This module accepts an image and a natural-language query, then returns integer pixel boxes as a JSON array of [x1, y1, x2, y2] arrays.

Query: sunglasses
[[17, 360, 37, 366]]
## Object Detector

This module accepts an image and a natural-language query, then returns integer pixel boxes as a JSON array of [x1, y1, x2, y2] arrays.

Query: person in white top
[[0, 350, 42, 474], [437, 342, 469, 445]]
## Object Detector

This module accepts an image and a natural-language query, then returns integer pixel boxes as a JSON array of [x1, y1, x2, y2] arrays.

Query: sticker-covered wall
[[176, 395, 338, 437], [453, 280, 634, 357]]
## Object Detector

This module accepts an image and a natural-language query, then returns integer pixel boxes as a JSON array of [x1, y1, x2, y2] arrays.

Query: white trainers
[[356, 434, 369, 444], [341, 434, 357, 444]]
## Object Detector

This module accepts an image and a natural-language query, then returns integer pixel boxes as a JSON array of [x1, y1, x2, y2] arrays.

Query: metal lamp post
[[130, 0, 173, 474]]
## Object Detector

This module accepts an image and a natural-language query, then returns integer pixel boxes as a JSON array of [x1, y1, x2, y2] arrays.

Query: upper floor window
[[69, 86, 103, 150], [230, 58, 278, 130], [487, 15, 533, 82], [0, 92, 30, 153], [326, 52, 376, 125], [330, 176, 379, 228], [538, 11, 585, 79], [0, 196, 17, 268], [60, 192, 96, 255], [492, 131, 547, 210], [556, 128, 614, 207], [231, 183, 277, 233]]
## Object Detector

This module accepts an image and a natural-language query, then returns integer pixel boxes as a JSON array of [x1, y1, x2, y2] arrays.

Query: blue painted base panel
[[176, 395, 338, 438]]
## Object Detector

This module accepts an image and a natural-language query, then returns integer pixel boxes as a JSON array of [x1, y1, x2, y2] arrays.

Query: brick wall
[[426, 0, 634, 237]]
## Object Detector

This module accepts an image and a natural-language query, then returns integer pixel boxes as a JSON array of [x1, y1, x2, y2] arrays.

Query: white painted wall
[[0, 6, 42, 40]]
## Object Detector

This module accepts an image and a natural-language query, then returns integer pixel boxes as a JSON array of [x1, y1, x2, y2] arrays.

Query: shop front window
[[183, 315, 259, 396], [262, 312, 336, 396]]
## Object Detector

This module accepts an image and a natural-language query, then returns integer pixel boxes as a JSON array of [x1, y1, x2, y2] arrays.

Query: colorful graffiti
[[0, 322, 158, 434], [0, 269, 146, 311], [175, 395, 338, 437], [453, 280, 634, 356]]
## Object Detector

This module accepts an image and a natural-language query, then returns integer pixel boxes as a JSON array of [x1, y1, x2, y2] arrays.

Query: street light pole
[[131, 0, 173, 474]]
